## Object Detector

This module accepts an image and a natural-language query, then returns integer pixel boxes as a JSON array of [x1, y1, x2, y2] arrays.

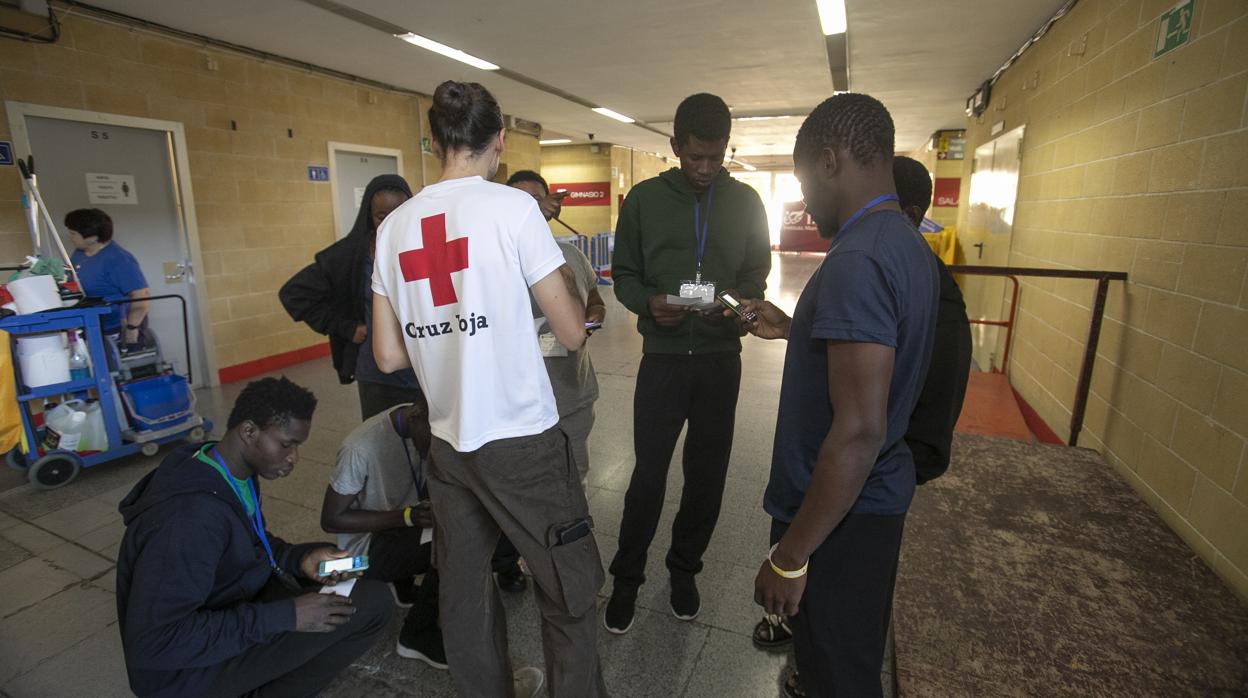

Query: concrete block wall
[[0, 13, 543, 380], [956, 0, 1248, 599]]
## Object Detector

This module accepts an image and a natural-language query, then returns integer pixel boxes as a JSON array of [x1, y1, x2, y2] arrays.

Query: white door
[[22, 116, 208, 385], [330, 148, 399, 239], [963, 126, 1024, 372]]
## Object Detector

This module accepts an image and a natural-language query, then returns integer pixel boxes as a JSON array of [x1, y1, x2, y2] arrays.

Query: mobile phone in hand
[[717, 290, 757, 323], [318, 555, 369, 577], [585, 321, 603, 333]]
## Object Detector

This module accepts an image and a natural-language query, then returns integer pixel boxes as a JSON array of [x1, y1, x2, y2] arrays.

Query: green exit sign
[[1154, 0, 1195, 59]]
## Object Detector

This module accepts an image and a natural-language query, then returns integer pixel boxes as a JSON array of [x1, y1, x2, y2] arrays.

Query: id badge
[[679, 280, 715, 303], [538, 332, 568, 358]]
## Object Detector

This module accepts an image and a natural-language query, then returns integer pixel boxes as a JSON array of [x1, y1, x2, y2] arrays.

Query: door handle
[[163, 261, 188, 282], [973, 242, 985, 259]]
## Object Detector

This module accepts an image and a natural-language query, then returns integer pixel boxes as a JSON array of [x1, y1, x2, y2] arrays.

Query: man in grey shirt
[[507, 169, 607, 482]]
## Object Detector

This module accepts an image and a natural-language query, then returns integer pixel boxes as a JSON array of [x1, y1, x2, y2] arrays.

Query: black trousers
[[610, 352, 742, 589], [362, 526, 439, 629], [771, 513, 906, 698], [203, 578, 391, 698], [356, 381, 422, 421]]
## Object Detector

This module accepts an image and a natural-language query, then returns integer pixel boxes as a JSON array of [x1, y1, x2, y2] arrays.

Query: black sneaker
[[603, 586, 637, 635], [670, 577, 700, 621], [388, 579, 418, 609], [396, 618, 447, 670], [497, 562, 527, 593]]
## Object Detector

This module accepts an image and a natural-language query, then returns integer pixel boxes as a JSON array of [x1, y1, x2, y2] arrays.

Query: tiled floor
[[0, 253, 863, 697]]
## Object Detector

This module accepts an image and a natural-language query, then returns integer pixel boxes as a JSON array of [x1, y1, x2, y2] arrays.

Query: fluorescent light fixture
[[395, 33, 499, 71], [816, 0, 847, 35], [539, 139, 572, 145], [727, 157, 758, 172], [592, 107, 636, 124], [734, 115, 793, 122]]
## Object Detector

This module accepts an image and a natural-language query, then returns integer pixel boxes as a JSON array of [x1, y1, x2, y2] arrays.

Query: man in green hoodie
[[605, 92, 772, 633]]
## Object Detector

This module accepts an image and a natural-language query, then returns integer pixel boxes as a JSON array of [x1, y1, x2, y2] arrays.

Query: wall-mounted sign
[[549, 181, 610, 206], [933, 178, 962, 208], [85, 172, 137, 205], [778, 201, 824, 252], [307, 165, 329, 182], [934, 130, 966, 161], [1154, 0, 1194, 59], [0, 141, 13, 167]]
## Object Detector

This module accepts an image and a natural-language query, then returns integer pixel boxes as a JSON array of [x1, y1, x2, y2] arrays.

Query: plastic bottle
[[68, 332, 89, 382], [45, 409, 87, 452]]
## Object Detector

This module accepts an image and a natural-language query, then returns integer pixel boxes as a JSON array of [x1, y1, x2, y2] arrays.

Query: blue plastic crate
[[120, 374, 194, 432]]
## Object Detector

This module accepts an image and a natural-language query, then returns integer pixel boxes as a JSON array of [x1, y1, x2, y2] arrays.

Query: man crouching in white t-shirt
[[371, 80, 606, 698], [319, 399, 446, 670]]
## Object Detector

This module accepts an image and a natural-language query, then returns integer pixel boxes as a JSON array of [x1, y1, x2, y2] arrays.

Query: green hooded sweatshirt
[[612, 167, 772, 354]]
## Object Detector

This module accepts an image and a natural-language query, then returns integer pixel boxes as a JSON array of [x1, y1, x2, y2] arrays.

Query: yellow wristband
[[767, 543, 808, 579], [403, 506, 414, 527]]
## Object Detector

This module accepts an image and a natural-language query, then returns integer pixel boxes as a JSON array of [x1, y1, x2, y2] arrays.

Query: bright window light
[[539, 139, 572, 145], [395, 33, 499, 71], [734, 115, 792, 122], [592, 107, 636, 124], [816, 0, 847, 35]]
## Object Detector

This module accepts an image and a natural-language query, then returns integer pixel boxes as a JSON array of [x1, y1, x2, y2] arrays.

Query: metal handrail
[[948, 265, 1129, 447]]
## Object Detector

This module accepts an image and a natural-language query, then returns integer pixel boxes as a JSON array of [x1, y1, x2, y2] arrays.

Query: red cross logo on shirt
[[399, 214, 469, 307]]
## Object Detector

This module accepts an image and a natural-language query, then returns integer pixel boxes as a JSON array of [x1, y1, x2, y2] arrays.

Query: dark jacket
[[115, 444, 324, 698], [612, 168, 772, 355], [279, 174, 413, 384], [908, 258, 972, 484]]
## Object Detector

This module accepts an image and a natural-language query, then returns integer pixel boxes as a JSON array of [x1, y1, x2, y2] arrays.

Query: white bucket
[[19, 348, 71, 387], [8, 275, 61, 314], [16, 332, 66, 357]]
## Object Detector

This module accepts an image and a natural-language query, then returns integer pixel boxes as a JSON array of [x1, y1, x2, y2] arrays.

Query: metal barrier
[[566, 233, 613, 285], [949, 265, 1128, 448]]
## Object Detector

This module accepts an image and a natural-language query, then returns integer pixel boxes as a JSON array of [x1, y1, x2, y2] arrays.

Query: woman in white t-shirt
[[371, 80, 607, 698]]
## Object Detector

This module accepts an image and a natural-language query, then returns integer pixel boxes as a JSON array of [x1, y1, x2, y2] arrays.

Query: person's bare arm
[[371, 293, 411, 373], [585, 287, 606, 325], [124, 288, 151, 344], [320, 486, 408, 534], [755, 340, 894, 616], [532, 265, 586, 351]]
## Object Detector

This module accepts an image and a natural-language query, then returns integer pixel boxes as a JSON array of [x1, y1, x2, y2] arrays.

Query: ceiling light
[[539, 139, 572, 145], [727, 157, 758, 172], [815, 0, 847, 35], [395, 33, 499, 71], [592, 107, 636, 124], [734, 115, 793, 122]]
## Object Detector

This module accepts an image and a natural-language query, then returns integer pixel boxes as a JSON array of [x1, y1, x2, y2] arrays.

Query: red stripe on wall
[[218, 343, 331, 384], [1012, 388, 1065, 446]]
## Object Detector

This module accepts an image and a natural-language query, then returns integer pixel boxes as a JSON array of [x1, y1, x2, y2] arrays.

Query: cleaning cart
[[1, 296, 211, 489]]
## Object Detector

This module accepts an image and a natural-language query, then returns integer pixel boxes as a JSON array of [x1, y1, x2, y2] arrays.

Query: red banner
[[778, 201, 825, 252], [549, 182, 610, 206], [933, 178, 961, 207]]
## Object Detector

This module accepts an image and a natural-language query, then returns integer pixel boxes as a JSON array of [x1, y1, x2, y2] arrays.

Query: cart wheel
[[186, 427, 206, 443], [140, 442, 160, 457], [28, 453, 81, 490], [5, 449, 25, 471]]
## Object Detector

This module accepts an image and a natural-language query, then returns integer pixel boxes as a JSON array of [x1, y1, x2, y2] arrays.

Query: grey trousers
[[560, 403, 595, 483], [428, 426, 608, 698]]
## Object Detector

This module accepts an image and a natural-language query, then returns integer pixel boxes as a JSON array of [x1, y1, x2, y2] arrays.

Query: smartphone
[[584, 321, 603, 332], [552, 189, 569, 199], [556, 519, 592, 546], [717, 290, 757, 323], [318, 555, 369, 576]]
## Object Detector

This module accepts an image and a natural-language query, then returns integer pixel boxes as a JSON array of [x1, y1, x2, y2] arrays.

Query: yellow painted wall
[[0, 13, 436, 375], [957, 0, 1248, 600], [539, 144, 613, 237]]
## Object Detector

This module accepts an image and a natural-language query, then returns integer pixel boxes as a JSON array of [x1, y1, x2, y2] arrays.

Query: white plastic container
[[8, 275, 60, 314], [79, 402, 110, 452], [16, 332, 66, 357], [44, 406, 87, 452], [19, 347, 71, 388]]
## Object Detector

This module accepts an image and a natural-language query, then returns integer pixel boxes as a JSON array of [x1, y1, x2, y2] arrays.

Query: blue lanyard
[[210, 449, 278, 570], [837, 194, 899, 237], [692, 183, 716, 283], [391, 409, 424, 497]]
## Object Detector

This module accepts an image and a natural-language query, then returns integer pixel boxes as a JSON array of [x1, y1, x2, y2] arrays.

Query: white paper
[[353, 186, 366, 209], [319, 577, 357, 597], [85, 173, 137, 205], [420, 527, 433, 546]]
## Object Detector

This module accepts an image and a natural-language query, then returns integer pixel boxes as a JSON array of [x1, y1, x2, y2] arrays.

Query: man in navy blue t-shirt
[[738, 93, 938, 697]]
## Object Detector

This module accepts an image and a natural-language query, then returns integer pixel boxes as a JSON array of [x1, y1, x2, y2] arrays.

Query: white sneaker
[[513, 666, 545, 698]]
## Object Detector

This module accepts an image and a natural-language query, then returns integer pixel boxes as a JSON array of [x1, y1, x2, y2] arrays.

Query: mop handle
[[16, 158, 42, 251], [20, 157, 79, 286]]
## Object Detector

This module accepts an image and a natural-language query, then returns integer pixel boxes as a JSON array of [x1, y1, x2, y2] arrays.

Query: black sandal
[[782, 670, 806, 698], [752, 613, 793, 649]]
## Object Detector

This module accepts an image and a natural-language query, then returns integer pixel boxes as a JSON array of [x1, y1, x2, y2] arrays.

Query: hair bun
[[433, 81, 471, 117]]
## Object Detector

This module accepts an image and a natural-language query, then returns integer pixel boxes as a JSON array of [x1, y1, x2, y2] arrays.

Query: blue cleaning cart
[[2, 300, 211, 489]]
